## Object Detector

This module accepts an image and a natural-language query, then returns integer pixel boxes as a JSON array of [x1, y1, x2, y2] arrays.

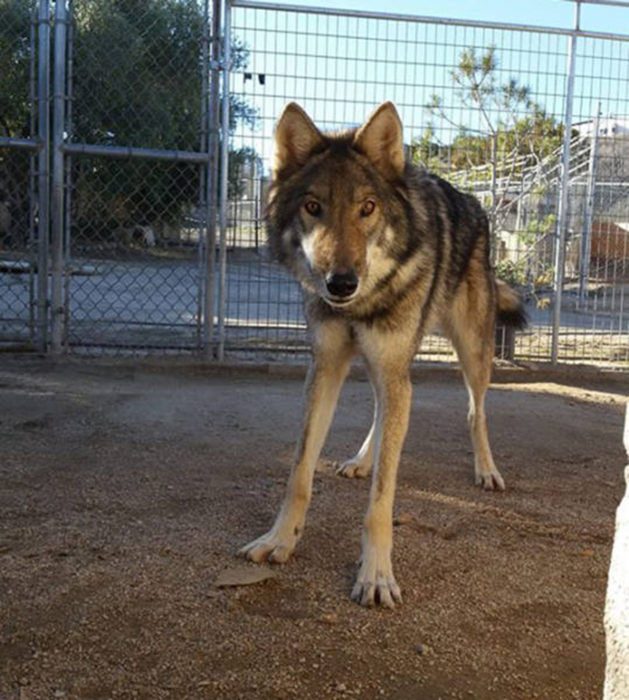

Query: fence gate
[[1, 0, 222, 354]]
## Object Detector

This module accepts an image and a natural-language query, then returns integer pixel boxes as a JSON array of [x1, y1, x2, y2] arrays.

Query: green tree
[[70, 0, 257, 241], [0, 0, 33, 247], [0, 0, 30, 139], [71, 0, 256, 149], [415, 45, 564, 251], [0, 0, 259, 247]]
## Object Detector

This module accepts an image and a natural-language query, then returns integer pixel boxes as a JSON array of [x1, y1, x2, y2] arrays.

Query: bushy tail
[[495, 279, 528, 329]]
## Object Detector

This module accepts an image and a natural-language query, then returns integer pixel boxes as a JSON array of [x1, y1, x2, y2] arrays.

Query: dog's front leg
[[241, 322, 353, 564], [352, 338, 414, 608]]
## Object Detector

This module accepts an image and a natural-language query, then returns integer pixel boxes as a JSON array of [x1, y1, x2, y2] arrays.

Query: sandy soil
[[0, 357, 627, 700]]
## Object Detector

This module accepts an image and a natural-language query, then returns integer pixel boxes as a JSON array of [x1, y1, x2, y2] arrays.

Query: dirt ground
[[0, 357, 627, 700]]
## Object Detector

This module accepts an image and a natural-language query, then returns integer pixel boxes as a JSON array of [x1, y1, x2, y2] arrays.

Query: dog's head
[[267, 102, 407, 309]]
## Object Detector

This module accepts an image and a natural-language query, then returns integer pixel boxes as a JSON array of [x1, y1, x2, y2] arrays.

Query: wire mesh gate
[[1, 0, 628, 366], [1, 0, 222, 355]]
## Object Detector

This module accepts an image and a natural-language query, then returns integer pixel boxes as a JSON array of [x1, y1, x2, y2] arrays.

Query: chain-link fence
[[1, 0, 221, 354], [0, 0, 40, 347], [1, 0, 628, 366], [65, 0, 222, 354]]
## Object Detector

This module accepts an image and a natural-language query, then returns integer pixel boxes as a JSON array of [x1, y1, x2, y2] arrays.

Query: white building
[[573, 117, 629, 139]]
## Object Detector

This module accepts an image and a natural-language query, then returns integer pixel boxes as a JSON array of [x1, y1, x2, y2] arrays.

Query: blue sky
[[230, 0, 629, 165]]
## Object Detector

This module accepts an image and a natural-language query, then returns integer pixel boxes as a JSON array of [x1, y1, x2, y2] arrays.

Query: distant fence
[[1, 0, 628, 366]]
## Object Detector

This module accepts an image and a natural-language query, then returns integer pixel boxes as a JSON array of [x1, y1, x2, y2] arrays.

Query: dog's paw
[[239, 529, 297, 564], [351, 551, 402, 609], [475, 468, 505, 491], [336, 458, 372, 479]]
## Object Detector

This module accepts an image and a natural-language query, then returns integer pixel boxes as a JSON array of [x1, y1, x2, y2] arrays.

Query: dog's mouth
[[322, 291, 359, 308]]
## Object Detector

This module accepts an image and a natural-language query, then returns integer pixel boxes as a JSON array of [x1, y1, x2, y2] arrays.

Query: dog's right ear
[[272, 103, 325, 178]]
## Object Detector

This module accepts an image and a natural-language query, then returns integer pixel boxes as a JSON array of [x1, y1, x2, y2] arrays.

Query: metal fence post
[[36, 0, 51, 352], [28, 1, 38, 342], [51, 0, 68, 353], [578, 105, 601, 308], [203, 0, 222, 358], [197, 0, 210, 352], [63, 3, 74, 349], [217, 0, 231, 362], [551, 0, 580, 364]]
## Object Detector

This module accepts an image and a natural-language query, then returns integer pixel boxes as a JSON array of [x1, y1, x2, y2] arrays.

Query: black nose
[[325, 270, 358, 298]]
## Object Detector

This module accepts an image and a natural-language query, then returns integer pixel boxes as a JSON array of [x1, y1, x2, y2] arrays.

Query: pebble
[[320, 613, 338, 625]]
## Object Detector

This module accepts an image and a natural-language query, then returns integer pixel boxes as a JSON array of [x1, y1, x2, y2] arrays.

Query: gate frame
[[54, 0, 223, 356]]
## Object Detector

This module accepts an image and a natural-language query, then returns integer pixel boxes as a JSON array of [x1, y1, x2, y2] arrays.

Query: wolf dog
[[241, 102, 526, 608]]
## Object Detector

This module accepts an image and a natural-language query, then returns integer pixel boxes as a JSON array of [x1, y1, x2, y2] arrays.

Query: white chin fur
[[323, 293, 358, 308]]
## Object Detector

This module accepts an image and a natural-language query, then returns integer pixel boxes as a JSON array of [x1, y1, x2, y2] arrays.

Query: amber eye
[[304, 200, 321, 217], [360, 199, 376, 217]]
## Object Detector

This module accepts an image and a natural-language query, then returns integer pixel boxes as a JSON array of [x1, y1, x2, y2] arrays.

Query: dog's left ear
[[353, 102, 404, 179]]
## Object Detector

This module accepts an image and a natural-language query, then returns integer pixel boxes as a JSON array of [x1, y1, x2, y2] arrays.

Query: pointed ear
[[353, 102, 404, 179], [272, 103, 325, 178]]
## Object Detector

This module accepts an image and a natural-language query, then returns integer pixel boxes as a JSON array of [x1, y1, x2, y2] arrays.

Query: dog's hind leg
[[241, 321, 354, 564], [446, 270, 505, 491], [336, 383, 376, 479]]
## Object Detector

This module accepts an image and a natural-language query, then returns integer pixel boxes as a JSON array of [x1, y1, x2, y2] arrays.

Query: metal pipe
[[551, 1, 580, 364], [203, 0, 223, 357], [36, 0, 51, 352], [51, 0, 68, 353], [197, 0, 211, 352], [62, 142, 212, 163], [217, 0, 231, 362], [578, 105, 601, 308], [230, 0, 629, 42], [28, 1, 37, 342], [63, 1, 75, 350], [558, 0, 629, 7], [0, 137, 40, 151]]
